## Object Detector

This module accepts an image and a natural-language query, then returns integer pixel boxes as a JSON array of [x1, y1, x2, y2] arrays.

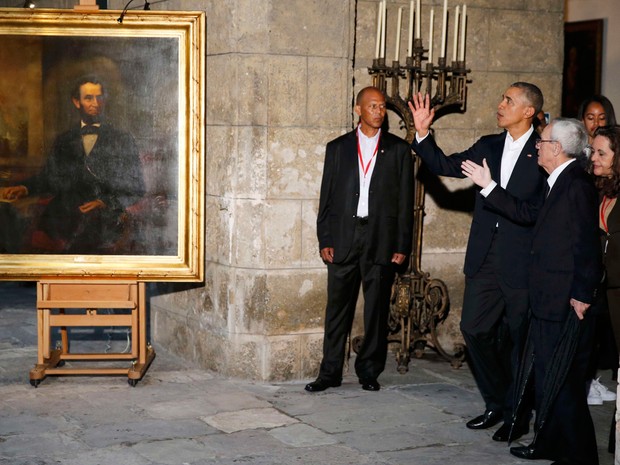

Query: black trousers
[[532, 313, 598, 465], [585, 286, 618, 379], [318, 221, 396, 382], [460, 233, 529, 421]]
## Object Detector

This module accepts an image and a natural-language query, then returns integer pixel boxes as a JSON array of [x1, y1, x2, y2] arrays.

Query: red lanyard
[[357, 133, 380, 178], [601, 195, 613, 233]]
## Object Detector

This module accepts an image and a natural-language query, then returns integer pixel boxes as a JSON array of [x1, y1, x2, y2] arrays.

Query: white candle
[[428, 9, 434, 63], [459, 4, 466, 61], [394, 6, 403, 62], [375, 1, 382, 58], [452, 5, 459, 62], [416, 0, 421, 39], [380, 0, 387, 58], [408, 0, 414, 57], [440, 0, 448, 58]]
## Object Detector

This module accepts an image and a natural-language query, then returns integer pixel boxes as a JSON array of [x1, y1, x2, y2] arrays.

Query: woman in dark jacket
[[591, 125, 620, 351], [590, 125, 620, 452]]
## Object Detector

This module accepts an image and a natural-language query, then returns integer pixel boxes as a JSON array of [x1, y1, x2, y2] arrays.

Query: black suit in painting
[[412, 130, 546, 421], [23, 124, 145, 254], [316, 129, 414, 382]]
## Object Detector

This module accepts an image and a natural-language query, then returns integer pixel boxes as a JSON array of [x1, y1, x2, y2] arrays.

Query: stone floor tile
[[131, 438, 214, 465], [268, 423, 338, 447], [75, 418, 214, 448], [0, 431, 85, 459], [202, 407, 298, 433]]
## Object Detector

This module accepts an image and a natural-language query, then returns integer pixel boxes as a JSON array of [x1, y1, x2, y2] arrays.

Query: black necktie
[[544, 183, 550, 198], [81, 125, 100, 135]]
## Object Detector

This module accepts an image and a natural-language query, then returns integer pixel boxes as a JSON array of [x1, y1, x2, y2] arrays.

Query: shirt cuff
[[415, 132, 429, 143], [480, 181, 497, 197]]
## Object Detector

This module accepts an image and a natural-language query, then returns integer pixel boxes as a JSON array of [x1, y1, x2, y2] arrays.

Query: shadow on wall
[[418, 163, 476, 213]]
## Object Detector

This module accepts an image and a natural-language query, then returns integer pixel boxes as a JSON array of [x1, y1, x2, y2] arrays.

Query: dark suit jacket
[[412, 130, 546, 288], [317, 129, 414, 265], [603, 196, 620, 288], [25, 124, 145, 212], [486, 161, 602, 321], [602, 197, 620, 353], [23, 124, 145, 250]]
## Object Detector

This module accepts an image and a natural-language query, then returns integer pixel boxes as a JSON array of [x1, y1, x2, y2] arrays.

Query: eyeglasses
[[535, 139, 557, 149]]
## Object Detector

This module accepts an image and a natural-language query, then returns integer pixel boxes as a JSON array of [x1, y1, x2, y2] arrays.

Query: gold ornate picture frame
[[0, 8, 205, 282]]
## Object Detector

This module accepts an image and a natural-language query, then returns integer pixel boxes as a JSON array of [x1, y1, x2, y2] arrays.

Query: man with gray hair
[[462, 117, 602, 465]]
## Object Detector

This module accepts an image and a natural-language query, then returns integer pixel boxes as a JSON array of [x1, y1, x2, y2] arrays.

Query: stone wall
[[0, 0, 565, 381], [151, 0, 355, 381]]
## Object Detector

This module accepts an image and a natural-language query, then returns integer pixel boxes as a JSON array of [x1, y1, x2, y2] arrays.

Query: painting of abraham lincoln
[[0, 35, 178, 257]]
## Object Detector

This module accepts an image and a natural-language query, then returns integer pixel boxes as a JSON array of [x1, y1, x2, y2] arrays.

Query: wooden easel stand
[[29, 280, 155, 387]]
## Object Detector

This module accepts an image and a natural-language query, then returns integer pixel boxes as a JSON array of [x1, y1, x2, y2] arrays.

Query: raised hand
[[407, 92, 435, 138], [461, 158, 493, 189]]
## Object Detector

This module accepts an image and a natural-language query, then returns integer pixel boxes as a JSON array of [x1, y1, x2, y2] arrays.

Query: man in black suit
[[0, 75, 145, 254], [462, 118, 602, 465], [305, 86, 414, 393], [407, 83, 546, 440]]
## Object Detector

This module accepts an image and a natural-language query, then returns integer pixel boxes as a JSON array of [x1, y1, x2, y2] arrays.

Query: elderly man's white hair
[[549, 118, 589, 158]]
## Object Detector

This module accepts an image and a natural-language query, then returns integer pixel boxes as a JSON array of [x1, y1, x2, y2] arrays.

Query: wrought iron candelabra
[[369, 37, 469, 141], [365, 37, 470, 372]]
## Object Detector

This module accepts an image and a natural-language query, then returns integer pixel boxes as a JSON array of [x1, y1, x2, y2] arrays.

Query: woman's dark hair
[[577, 95, 617, 126], [593, 125, 620, 198]]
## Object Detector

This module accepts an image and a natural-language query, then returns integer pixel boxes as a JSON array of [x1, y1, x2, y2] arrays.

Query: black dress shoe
[[509, 445, 540, 460], [359, 378, 380, 391], [492, 422, 529, 442], [304, 378, 341, 392], [465, 409, 503, 429]]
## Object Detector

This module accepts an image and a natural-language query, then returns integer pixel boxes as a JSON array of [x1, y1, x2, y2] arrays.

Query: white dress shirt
[[546, 158, 576, 194], [81, 121, 101, 156], [479, 125, 535, 197], [356, 126, 381, 218]]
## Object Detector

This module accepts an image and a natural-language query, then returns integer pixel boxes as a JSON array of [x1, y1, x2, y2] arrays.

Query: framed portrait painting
[[0, 8, 205, 281], [562, 19, 604, 117]]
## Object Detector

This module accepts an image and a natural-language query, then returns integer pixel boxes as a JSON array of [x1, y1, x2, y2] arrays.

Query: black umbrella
[[509, 310, 582, 444], [508, 319, 535, 443]]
